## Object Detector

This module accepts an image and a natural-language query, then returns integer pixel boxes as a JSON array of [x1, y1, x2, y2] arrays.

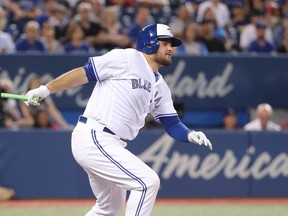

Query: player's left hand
[[25, 85, 50, 106], [188, 131, 212, 150]]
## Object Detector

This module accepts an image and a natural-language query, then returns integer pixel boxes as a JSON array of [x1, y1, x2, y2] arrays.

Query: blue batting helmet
[[136, 23, 182, 54]]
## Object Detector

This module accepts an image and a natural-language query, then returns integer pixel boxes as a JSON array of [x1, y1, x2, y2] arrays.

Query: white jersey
[[83, 48, 177, 140], [244, 119, 281, 131]]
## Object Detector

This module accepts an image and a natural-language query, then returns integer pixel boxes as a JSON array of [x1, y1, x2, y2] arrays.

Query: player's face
[[153, 39, 173, 66]]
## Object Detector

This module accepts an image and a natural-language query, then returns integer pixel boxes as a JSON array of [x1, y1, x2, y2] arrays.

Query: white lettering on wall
[[1, 60, 234, 107], [139, 134, 288, 180], [164, 61, 234, 98]]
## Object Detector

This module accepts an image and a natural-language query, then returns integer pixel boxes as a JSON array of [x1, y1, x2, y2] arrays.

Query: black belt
[[78, 116, 125, 141]]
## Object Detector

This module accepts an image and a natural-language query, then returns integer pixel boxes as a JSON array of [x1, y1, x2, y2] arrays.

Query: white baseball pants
[[71, 118, 160, 216]]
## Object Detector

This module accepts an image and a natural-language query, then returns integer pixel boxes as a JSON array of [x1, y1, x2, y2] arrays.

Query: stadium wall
[[0, 129, 287, 199], [1, 54, 287, 127]]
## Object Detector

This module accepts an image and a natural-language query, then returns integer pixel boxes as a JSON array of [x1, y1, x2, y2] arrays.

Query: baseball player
[[25, 23, 212, 216]]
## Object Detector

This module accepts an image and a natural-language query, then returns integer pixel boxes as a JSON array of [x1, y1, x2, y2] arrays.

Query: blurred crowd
[[1, 0, 288, 131], [0, 0, 288, 55], [0, 76, 73, 130], [221, 104, 287, 131]]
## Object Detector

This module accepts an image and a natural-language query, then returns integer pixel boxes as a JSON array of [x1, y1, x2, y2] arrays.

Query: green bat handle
[[0, 93, 39, 102]]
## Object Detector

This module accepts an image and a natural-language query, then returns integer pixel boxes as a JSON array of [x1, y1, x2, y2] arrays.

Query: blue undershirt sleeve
[[159, 115, 190, 142], [83, 61, 97, 82]]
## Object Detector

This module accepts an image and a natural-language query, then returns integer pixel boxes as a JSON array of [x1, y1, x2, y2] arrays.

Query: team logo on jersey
[[131, 79, 151, 92], [153, 91, 162, 106]]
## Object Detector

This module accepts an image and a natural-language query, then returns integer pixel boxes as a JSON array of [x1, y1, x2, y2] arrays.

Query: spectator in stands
[[196, 18, 226, 52], [15, 20, 46, 52], [273, 11, 288, 49], [239, 9, 274, 51], [48, 3, 70, 42], [226, 1, 249, 52], [40, 19, 64, 53], [247, 20, 276, 53], [196, 0, 231, 28], [99, 6, 131, 51], [65, 0, 79, 10], [38, 0, 58, 19], [264, 0, 281, 29], [63, 21, 93, 53], [249, 0, 266, 12], [201, 7, 227, 42], [229, 1, 249, 29], [127, 5, 151, 48], [58, 0, 73, 18], [136, 0, 170, 9], [19, 75, 73, 130], [176, 22, 208, 55], [168, 3, 194, 38], [0, 186, 15, 200], [33, 109, 59, 129], [0, 78, 28, 129], [73, 0, 104, 22], [280, 0, 288, 15], [36, 0, 59, 30], [0, 6, 15, 54], [3, 0, 41, 36], [106, 0, 136, 8], [101, 6, 130, 38], [244, 103, 281, 131], [73, 2, 108, 49], [277, 28, 288, 52], [90, 0, 104, 22], [222, 108, 240, 129], [185, 0, 204, 19]]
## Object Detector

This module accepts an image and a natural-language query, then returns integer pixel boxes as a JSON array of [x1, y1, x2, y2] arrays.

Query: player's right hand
[[25, 85, 50, 106], [187, 131, 213, 150]]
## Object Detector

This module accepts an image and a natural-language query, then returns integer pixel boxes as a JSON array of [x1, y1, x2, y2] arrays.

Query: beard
[[153, 52, 172, 67]]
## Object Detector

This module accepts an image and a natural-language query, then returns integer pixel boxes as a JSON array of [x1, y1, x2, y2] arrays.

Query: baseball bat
[[0, 93, 39, 102]]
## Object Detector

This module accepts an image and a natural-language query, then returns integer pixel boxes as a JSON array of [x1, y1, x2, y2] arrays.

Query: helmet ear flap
[[143, 40, 159, 54], [146, 42, 152, 49]]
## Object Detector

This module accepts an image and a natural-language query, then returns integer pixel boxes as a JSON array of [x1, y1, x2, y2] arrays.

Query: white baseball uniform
[[24, 23, 212, 216], [71, 48, 177, 216]]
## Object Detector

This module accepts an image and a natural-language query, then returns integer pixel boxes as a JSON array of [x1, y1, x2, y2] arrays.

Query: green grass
[[154, 204, 288, 216], [1, 204, 288, 216]]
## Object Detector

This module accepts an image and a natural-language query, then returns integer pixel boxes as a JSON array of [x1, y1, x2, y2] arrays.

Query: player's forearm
[[159, 116, 190, 142], [46, 67, 88, 94]]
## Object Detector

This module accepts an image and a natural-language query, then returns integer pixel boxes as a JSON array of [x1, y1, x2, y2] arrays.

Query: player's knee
[[145, 171, 160, 192]]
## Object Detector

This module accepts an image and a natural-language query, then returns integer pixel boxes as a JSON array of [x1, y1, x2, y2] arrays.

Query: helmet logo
[[167, 28, 173, 35], [137, 23, 182, 54]]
